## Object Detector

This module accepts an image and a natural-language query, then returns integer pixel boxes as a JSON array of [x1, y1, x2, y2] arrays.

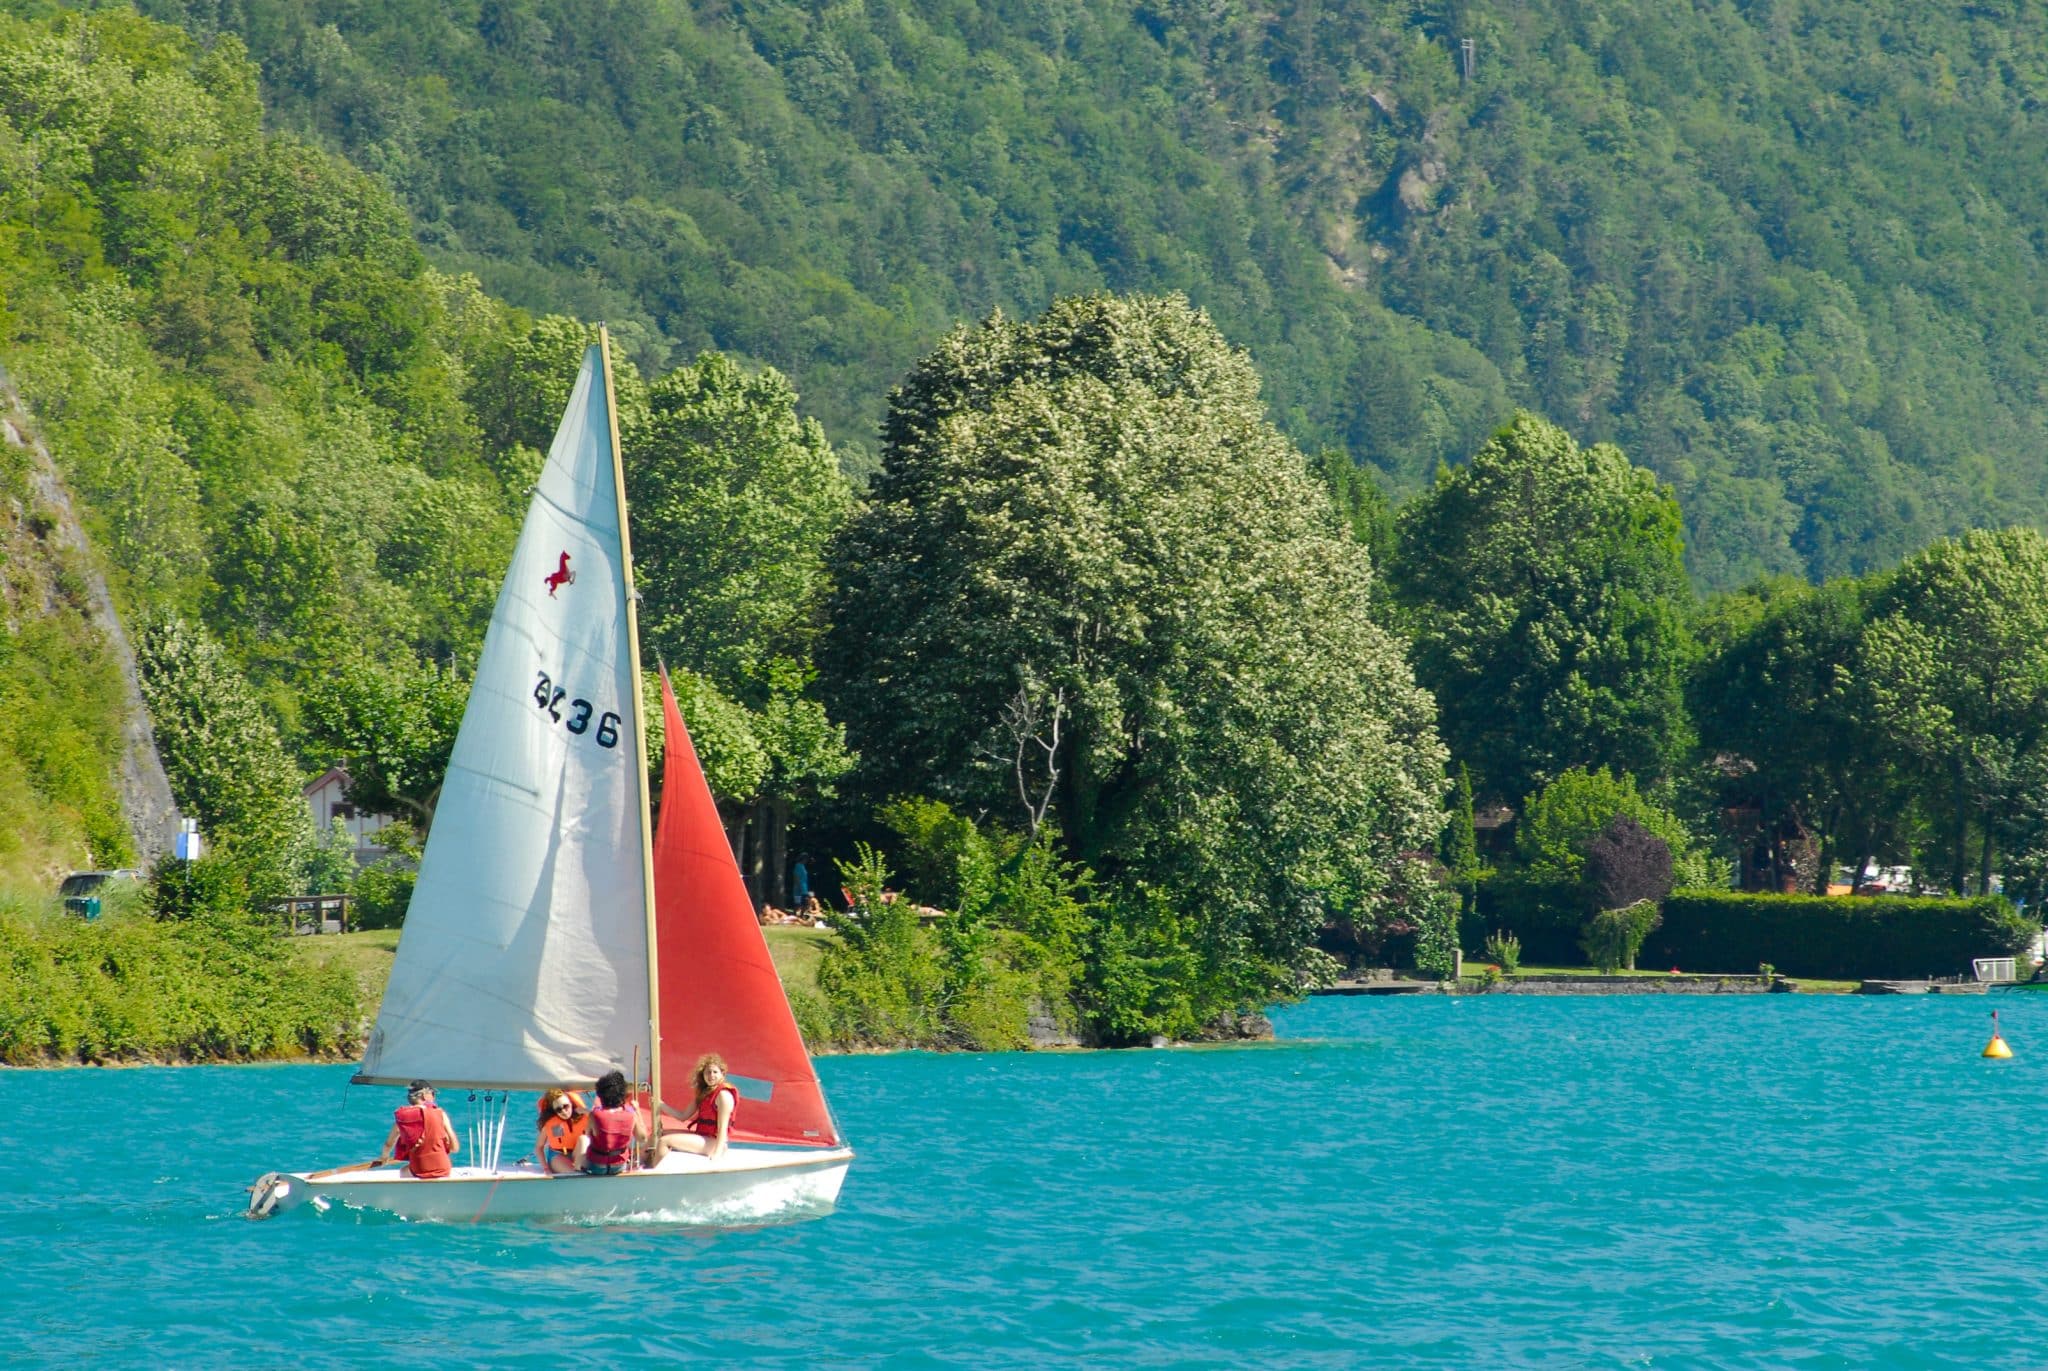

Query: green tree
[[1857, 529, 2048, 894], [1313, 448, 1396, 578], [626, 351, 854, 905], [824, 294, 1448, 1008], [300, 816, 356, 897], [1440, 762, 1481, 915], [300, 655, 467, 836], [1518, 767, 1713, 895], [1392, 413, 1695, 806], [628, 352, 851, 692], [135, 616, 310, 899], [1692, 576, 1911, 894]]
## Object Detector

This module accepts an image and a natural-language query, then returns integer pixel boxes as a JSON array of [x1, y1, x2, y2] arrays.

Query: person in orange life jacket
[[575, 1069, 650, 1175], [379, 1080, 459, 1179], [655, 1053, 738, 1162], [533, 1087, 588, 1176]]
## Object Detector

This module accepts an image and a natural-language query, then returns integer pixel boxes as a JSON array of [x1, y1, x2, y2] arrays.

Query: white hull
[[255, 1146, 852, 1225]]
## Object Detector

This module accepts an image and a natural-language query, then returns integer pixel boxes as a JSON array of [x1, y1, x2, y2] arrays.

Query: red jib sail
[[653, 670, 839, 1146]]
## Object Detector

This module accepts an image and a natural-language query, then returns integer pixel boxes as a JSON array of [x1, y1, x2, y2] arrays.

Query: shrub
[[351, 858, 416, 930], [0, 900, 361, 1064], [148, 850, 252, 921], [1644, 892, 2036, 980], [1586, 816, 1674, 912], [1482, 929, 1522, 974], [814, 845, 948, 1046], [1081, 887, 1277, 1045], [812, 841, 1071, 1051], [1580, 899, 1663, 973], [1411, 881, 1460, 980], [350, 823, 419, 930]]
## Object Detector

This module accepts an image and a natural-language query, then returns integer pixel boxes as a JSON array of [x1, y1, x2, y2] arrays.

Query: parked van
[[58, 869, 141, 918]]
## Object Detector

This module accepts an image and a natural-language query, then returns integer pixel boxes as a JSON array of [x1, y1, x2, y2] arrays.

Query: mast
[[599, 325, 663, 1115]]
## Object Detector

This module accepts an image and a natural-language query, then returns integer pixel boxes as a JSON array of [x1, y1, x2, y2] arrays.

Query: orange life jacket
[[539, 1110, 588, 1156], [687, 1082, 738, 1137]]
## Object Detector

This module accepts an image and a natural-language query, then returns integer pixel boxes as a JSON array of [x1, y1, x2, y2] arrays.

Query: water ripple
[[6, 996, 2048, 1366]]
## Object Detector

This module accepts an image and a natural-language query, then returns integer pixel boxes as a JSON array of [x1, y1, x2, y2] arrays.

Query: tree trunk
[[764, 797, 788, 908], [1979, 823, 1994, 897], [1951, 758, 1970, 895], [1763, 785, 1783, 893], [744, 800, 767, 911]]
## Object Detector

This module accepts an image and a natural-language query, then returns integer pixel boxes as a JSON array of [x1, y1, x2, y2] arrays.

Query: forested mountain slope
[[0, 8, 528, 884], [84, 0, 2048, 588]]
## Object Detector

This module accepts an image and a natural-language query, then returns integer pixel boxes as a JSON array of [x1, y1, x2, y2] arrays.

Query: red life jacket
[[394, 1103, 453, 1179], [688, 1082, 738, 1137], [585, 1104, 636, 1167], [393, 1104, 428, 1161]]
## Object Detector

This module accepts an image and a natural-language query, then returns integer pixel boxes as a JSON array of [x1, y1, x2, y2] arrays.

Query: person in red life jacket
[[378, 1079, 459, 1179], [656, 1053, 738, 1162], [575, 1069, 648, 1175], [532, 1087, 588, 1176]]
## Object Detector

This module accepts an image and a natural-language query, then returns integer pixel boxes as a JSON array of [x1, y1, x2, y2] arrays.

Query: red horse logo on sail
[[544, 551, 576, 598]]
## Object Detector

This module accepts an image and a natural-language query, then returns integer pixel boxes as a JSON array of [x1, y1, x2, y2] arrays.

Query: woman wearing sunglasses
[[533, 1087, 588, 1176]]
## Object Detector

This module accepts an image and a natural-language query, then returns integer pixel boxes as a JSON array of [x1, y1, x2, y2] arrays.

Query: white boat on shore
[[250, 330, 850, 1224]]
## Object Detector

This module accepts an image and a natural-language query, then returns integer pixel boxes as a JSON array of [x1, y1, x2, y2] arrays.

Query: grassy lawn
[[1508, 964, 1690, 978], [1455, 962, 1860, 993], [289, 927, 401, 1005], [1506, 964, 1859, 992], [764, 924, 835, 999], [1786, 978, 1860, 993], [289, 925, 840, 1016]]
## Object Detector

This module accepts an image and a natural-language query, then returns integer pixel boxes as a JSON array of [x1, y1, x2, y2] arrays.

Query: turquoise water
[[6, 995, 2047, 1368]]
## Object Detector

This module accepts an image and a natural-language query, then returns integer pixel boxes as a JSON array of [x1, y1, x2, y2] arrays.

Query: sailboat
[[249, 331, 853, 1223]]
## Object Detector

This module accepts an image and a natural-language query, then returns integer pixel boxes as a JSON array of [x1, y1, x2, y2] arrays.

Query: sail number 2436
[[532, 671, 622, 748]]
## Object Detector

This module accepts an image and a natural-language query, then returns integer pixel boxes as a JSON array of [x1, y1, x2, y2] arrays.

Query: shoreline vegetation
[[0, 917, 1944, 1070]]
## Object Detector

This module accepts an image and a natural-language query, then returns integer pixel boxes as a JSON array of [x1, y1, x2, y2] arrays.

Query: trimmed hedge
[[1642, 891, 2037, 980], [1467, 873, 1583, 965]]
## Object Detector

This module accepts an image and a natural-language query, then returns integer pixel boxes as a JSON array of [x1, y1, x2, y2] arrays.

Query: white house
[[304, 766, 395, 866]]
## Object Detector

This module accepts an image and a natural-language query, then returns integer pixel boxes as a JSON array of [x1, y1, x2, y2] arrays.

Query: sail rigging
[[356, 339, 651, 1089], [653, 671, 840, 1146]]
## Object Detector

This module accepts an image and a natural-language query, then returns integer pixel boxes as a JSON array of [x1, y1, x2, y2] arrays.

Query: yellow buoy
[[1985, 1009, 2014, 1059]]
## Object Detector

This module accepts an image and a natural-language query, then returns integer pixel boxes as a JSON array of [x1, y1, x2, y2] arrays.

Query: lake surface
[[6, 994, 2047, 1368]]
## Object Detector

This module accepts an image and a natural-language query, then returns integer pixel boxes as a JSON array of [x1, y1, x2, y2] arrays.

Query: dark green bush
[[1472, 871, 1584, 964], [1643, 892, 2036, 980]]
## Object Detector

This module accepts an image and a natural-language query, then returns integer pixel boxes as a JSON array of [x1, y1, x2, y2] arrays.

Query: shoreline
[[1314, 972, 1857, 996], [0, 977, 1907, 1070]]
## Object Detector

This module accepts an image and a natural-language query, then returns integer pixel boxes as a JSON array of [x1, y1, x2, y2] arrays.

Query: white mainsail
[[357, 342, 651, 1089]]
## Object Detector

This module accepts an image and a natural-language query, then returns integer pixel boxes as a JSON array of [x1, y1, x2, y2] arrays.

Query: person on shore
[[380, 1080, 458, 1179], [576, 1069, 647, 1175], [533, 1088, 587, 1176], [658, 1053, 739, 1161]]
